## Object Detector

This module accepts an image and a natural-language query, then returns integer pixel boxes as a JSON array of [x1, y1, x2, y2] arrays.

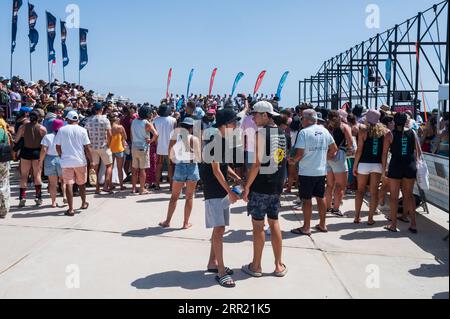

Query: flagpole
[[10, 3, 14, 79], [46, 12, 51, 83], [10, 53, 13, 80], [63, 66, 66, 83], [28, 2, 32, 81], [29, 42, 33, 81]]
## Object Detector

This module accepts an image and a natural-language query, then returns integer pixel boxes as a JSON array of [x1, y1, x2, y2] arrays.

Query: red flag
[[209, 68, 218, 97], [253, 70, 267, 95], [166, 68, 172, 99]]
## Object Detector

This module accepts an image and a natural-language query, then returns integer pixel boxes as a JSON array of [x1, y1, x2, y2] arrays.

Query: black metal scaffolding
[[299, 0, 449, 116]]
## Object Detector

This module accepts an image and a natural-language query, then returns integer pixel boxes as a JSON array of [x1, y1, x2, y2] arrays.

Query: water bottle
[[232, 185, 243, 197]]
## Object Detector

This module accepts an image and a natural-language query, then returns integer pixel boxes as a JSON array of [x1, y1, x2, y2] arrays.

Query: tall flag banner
[[46, 11, 57, 62], [166, 68, 173, 99], [79, 28, 89, 70], [28, 2, 39, 53], [364, 65, 370, 86], [186, 69, 194, 98], [253, 71, 267, 95], [231, 72, 244, 97], [276, 71, 289, 99], [385, 57, 392, 82], [11, 0, 23, 54], [208, 68, 218, 96], [61, 21, 69, 67]]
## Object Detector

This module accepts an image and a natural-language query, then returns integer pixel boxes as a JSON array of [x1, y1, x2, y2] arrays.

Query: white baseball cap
[[252, 101, 280, 116], [66, 110, 79, 122]]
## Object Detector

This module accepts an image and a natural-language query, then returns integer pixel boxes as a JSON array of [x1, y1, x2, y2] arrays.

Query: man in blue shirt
[[289, 109, 338, 236]]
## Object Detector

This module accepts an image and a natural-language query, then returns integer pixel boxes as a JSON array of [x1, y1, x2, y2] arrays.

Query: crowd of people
[[0, 75, 449, 288]]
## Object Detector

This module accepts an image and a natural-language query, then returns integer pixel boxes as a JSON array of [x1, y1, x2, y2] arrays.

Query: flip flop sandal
[[315, 225, 328, 233], [367, 221, 376, 226], [409, 228, 418, 234], [207, 267, 234, 276], [241, 264, 263, 278], [384, 226, 400, 233], [65, 210, 75, 217], [273, 264, 288, 278], [290, 228, 311, 237], [80, 203, 89, 210], [216, 275, 236, 288]]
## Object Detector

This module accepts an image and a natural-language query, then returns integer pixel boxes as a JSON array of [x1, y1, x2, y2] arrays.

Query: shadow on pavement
[[409, 261, 449, 278], [132, 270, 216, 290], [340, 213, 449, 280], [122, 227, 179, 238], [433, 291, 449, 299], [132, 268, 253, 290]]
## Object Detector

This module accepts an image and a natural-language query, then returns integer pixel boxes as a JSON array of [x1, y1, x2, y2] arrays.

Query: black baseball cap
[[213, 109, 241, 128]]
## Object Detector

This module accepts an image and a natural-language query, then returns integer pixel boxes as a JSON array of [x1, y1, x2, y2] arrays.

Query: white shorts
[[357, 163, 383, 175]]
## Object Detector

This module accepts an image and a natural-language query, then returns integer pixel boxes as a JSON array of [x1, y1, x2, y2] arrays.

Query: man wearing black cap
[[85, 103, 113, 194], [201, 108, 242, 288]]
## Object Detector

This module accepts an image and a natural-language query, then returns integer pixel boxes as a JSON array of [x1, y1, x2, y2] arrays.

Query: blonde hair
[[367, 123, 385, 139]]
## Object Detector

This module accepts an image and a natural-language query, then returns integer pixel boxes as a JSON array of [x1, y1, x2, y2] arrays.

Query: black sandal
[[207, 267, 234, 275], [216, 275, 236, 288], [65, 210, 75, 217]]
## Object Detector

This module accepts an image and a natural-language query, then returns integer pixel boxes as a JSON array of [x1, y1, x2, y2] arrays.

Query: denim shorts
[[113, 152, 125, 158], [44, 155, 63, 177], [247, 192, 281, 221], [327, 149, 348, 174], [173, 163, 200, 183]]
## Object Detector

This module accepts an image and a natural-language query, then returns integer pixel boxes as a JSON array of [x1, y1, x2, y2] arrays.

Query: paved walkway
[[0, 170, 448, 299]]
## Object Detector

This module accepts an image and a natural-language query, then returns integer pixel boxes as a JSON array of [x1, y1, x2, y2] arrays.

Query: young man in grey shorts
[[200, 109, 241, 289]]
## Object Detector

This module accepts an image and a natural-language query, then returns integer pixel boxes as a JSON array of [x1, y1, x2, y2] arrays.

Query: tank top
[[131, 119, 150, 150], [390, 129, 416, 165], [251, 126, 288, 195], [360, 135, 384, 164], [24, 123, 43, 149], [333, 127, 346, 150], [172, 133, 195, 163], [110, 132, 125, 153]]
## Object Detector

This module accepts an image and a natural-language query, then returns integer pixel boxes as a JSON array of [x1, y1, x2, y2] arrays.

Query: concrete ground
[[0, 169, 448, 299]]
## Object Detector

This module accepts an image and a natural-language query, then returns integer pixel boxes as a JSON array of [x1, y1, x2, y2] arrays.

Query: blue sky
[[0, 0, 441, 107]]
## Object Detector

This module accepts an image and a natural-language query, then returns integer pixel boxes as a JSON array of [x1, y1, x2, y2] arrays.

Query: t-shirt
[[54, 125, 91, 168], [200, 135, 230, 200], [9, 92, 21, 113], [241, 114, 258, 153], [121, 115, 137, 143], [41, 133, 58, 157], [153, 116, 177, 156], [295, 124, 335, 177], [193, 107, 205, 120], [85, 115, 111, 150]]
